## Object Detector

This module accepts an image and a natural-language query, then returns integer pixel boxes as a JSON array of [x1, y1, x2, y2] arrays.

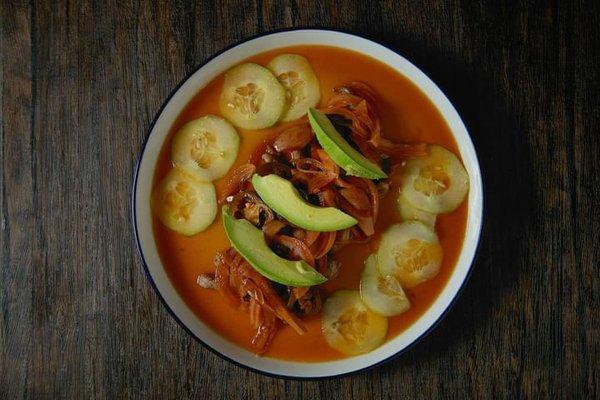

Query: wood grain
[[0, 0, 597, 398]]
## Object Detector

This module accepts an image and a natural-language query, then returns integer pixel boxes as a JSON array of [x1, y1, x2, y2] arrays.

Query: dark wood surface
[[1, 1, 598, 398]]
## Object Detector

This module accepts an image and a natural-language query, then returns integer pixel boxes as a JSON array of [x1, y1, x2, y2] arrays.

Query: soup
[[151, 46, 468, 361]]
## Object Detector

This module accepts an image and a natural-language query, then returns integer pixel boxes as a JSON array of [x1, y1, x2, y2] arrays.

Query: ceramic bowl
[[132, 29, 483, 379]]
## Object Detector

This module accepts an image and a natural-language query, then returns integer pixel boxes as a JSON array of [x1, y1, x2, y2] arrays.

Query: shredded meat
[[288, 287, 322, 316], [215, 248, 305, 353]]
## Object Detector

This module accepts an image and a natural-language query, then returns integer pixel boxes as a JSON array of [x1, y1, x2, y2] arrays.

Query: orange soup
[[152, 46, 467, 361]]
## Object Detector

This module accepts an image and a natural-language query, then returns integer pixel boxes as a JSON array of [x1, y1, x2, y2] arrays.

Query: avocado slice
[[252, 174, 357, 232], [222, 206, 327, 286], [307, 108, 387, 179]]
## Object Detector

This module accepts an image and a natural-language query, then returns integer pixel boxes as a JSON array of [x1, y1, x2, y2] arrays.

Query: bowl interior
[[133, 29, 483, 378]]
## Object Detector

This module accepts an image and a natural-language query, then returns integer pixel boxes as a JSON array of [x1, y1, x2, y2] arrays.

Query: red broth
[[152, 46, 467, 361]]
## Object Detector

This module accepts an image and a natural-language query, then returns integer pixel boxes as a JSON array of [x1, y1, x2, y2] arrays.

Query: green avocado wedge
[[252, 174, 357, 232], [308, 108, 387, 179], [222, 206, 327, 287]]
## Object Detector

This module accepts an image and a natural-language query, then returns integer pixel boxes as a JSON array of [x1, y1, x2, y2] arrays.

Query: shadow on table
[[348, 32, 534, 371]]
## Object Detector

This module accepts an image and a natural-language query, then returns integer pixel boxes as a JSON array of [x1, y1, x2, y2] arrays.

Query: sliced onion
[[272, 123, 314, 152], [220, 163, 256, 203]]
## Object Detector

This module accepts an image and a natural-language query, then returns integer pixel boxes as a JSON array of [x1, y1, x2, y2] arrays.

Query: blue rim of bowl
[[131, 27, 485, 380]]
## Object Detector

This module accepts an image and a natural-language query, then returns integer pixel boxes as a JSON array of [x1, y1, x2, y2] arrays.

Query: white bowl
[[132, 29, 484, 379]]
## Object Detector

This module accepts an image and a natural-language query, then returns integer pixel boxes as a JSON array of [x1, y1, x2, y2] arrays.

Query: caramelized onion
[[310, 231, 337, 259], [272, 235, 316, 267], [214, 251, 240, 306], [294, 158, 328, 173], [335, 81, 379, 109], [291, 170, 336, 194], [220, 163, 256, 203], [295, 287, 322, 316], [262, 219, 286, 239], [292, 158, 337, 193], [228, 191, 274, 226], [287, 286, 309, 308], [302, 230, 320, 247], [272, 123, 314, 152], [338, 194, 374, 236], [339, 186, 371, 212], [318, 189, 337, 207], [353, 136, 383, 163], [255, 161, 292, 178], [250, 302, 278, 353], [315, 148, 339, 174], [345, 176, 379, 221], [370, 136, 427, 159]]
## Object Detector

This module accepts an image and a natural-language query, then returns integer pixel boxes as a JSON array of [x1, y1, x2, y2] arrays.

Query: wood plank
[[0, 1, 34, 399], [567, 0, 599, 397]]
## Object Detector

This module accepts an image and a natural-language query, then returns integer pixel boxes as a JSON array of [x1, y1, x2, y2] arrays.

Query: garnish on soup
[[151, 47, 469, 359]]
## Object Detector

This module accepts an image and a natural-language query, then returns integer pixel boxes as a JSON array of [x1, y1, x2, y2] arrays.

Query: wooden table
[[1, 1, 597, 398]]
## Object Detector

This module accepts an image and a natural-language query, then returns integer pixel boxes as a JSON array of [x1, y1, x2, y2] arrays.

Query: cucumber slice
[[360, 254, 410, 317], [151, 167, 217, 236], [401, 145, 469, 213], [377, 221, 443, 288], [171, 115, 240, 181], [397, 192, 437, 228], [322, 290, 388, 355], [267, 54, 321, 122], [219, 63, 286, 129]]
